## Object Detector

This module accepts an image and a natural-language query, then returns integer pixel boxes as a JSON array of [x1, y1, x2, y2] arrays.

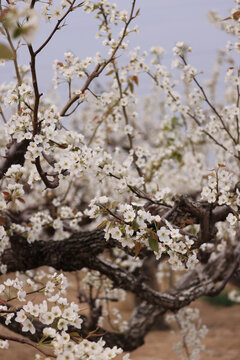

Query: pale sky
[[1, 1, 235, 94]]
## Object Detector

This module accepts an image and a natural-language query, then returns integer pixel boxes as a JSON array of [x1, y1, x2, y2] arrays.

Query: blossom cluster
[[85, 197, 198, 269], [0, 271, 129, 359], [167, 307, 208, 360]]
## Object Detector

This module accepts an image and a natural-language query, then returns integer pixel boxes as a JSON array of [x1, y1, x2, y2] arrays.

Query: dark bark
[[0, 140, 30, 179], [2, 230, 240, 310]]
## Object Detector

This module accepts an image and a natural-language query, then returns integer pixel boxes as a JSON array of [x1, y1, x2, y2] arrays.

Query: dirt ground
[[129, 300, 240, 360], [0, 279, 239, 360]]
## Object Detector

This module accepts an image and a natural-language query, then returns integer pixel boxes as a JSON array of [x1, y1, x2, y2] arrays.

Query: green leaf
[[69, 332, 81, 338], [0, 42, 13, 60], [171, 151, 182, 162], [13, 26, 23, 39], [0, 27, 5, 36], [132, 219, 139, 231], [105, 70, 114, 76], [171, 117, 182, 127], [96, 219, 108, 229], [129, 81, 134, 93], [148, 232, 159, 252]]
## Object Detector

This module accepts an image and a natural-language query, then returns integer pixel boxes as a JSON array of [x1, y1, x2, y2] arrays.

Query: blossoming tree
[[0, 0, 240, 359]]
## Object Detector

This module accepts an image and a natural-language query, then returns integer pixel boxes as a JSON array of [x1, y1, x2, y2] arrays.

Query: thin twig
[[0, 334, 55, 358], [28, 44, 41, 136], [34, 1, 82, 56], [60, 0, 137, 117], [35, 157, 59, 189], [180, 54, 237, 145], [1, 24, 22, 86], [0, 105, 7, 124]]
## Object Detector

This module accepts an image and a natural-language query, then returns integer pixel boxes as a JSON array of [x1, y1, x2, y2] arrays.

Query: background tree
[[0, 0, 240, 359]]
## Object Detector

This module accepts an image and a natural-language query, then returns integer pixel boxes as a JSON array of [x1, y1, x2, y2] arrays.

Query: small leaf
[[2, 191, 11, 202], [132, 75, 139, 85], [96, 219, 108, 229], [0, 27, 5, 36], [135, 241, 142, 257], [221, 16, 232, 22], [233, 11, 240, 20], [0, 42, 13, 60], [129, 81, 134, 93], [105, 69, 114, 76], [13, 26, 23, 39], [135, 8, 141, 17], [69, 332, 81, 338], [59, 143, 68, 149], [0, 216, 6, 227], [132, 219, 139, 232], [148, 232, 159, 252], [171, 151, 182, 162]]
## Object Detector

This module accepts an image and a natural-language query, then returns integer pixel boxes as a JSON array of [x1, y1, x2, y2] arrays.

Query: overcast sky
[[1, 0, 235, 94]]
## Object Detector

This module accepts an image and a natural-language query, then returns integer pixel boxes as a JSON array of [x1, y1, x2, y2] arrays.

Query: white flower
[[51, 8, 64, 20], [43, 327, 57, 338], [123, 209, 135, 222], [124, 125, 134, 135], [58, 318, 68, 331], [120, 97, 128, 106], [15, 310, 27, 323], [218, 193, 229, 205], [17, 290, 26, 302], [157, 227, 171, 243], [40, 312, 54, 325], [0, 340, 9, 349], [186, 252, 199, 269], [62, 307, 76, 321], [150, 46, 166, 56], [109, 227, 122, 240], [51, 306, 62, 318], [98, 196, 109, 204], [226, 213, 238, 225], [171, 229, 181, 238], [22, 319, 36, 334]]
